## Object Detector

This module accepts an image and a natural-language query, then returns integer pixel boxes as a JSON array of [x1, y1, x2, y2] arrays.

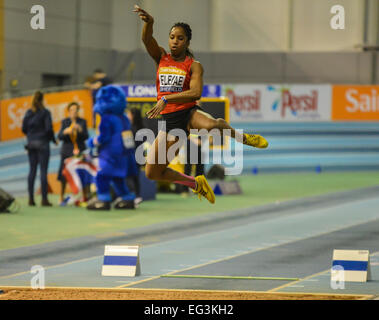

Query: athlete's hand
[[133, 5, 154, 23], [147, 99, 166, 119]]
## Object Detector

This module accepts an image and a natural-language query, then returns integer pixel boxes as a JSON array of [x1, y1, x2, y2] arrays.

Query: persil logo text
[[268, 86, 318, 118], [225, 88, 261, 115]]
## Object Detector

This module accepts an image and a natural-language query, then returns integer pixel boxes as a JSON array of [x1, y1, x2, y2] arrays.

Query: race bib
[[122, 130, 135, 149], [159, 67, 186, 93]]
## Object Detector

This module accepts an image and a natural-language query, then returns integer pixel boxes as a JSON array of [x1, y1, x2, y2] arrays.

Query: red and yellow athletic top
[[156, 53, 196, 114]]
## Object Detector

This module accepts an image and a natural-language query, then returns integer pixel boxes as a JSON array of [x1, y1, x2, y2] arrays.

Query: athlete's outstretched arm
[[167, 61, 203, 103], [147, 62, 204, 119], [133, 5, 165, 65]]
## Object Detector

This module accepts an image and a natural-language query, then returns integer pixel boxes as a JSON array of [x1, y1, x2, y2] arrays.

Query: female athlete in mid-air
[[133, 5, 268, 204]]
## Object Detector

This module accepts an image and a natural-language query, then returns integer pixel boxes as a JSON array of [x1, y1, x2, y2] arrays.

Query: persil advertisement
[[1, 84, 378, 142], [222, 84, 332, 122]]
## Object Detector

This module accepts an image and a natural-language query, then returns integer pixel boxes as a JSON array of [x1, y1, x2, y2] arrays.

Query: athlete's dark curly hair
[[170, 22, 194, 58]]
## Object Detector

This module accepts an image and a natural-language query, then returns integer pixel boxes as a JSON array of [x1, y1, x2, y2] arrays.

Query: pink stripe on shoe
[[174, 173, 196, 190]]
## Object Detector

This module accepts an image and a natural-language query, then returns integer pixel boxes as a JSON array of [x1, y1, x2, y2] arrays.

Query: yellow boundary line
[[269, 250, 379, 298], [116, 241, 300, 289], [0, 285, 372, 300], [127, 97, 230, 150], [0, 255, 103, 280], [126, 96, 229, 122], [1, 217, 379, 298], [117, 218, 379, 290], [268, 268, 331, 293], [127, 97, 230, 117]]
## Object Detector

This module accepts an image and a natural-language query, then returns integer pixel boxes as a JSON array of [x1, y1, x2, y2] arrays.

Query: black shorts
[[160, 105, 203, 136]]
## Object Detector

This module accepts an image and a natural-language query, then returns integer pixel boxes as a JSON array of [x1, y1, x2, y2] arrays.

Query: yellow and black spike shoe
[[243, 134, 269, 149], [87, 198, 111, 211], [193, 175, 216, 204], [114, 199, 135, 210]]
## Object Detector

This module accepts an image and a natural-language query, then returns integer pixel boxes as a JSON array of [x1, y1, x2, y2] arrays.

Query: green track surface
[[1, 172, 379, 251]]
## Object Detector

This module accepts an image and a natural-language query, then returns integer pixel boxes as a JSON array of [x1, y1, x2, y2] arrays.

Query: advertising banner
[[0, 90, 93, 141], [222, 84, 332, 122], [6, 83, 377, 141], [121, 84, 221, 98], [331, 85, 379, 121]]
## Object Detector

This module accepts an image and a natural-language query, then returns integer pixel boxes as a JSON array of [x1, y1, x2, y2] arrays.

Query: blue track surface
[[0, 187, 378, 298]]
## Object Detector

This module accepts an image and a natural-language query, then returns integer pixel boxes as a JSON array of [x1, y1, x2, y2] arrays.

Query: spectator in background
[[84, 75, 96, 91], [84, 69, 113, 93], [126, 108, 145, 204], [84, 69, 113, 128], [22, 91, 57, 207], [57, 102, 89, 205]]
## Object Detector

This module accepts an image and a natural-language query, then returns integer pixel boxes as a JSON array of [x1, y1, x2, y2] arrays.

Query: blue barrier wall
[[206, 122, 379, 174], [1, 122, 379, 195]]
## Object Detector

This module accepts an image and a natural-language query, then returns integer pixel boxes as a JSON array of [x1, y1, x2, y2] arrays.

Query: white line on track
[[262, 243, 278, 246], [2, 206, 379, 291]]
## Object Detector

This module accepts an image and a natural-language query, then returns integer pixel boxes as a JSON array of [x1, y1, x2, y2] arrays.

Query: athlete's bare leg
[[188, 110, 244, 142], [145, 130, 215, 203], [145, 131, 192, 183], [188, 110, 268, 148]]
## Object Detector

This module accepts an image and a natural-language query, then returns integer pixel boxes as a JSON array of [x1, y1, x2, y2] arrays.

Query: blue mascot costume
[[87, 85, 137, 210]]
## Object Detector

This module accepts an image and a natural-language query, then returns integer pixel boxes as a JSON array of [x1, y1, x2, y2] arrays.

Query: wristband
[[161, 96, 168, 104]]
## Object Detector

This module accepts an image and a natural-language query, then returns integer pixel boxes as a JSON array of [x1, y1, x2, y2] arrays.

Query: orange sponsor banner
[[332, 85, 379, 121], [0, 90, 93, 141]]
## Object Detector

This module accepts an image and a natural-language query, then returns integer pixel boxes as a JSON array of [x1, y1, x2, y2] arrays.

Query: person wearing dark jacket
[[22, 91, 57, 207], [57, 102, 89, 205], [84, 69, 113, 128], [126, 108, 144, 203]]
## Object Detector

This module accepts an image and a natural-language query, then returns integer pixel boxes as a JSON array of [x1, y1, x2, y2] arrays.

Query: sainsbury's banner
[[332, 85, 379, 121], [0, 90, 93, 141], [222, 84, 332, 122]]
